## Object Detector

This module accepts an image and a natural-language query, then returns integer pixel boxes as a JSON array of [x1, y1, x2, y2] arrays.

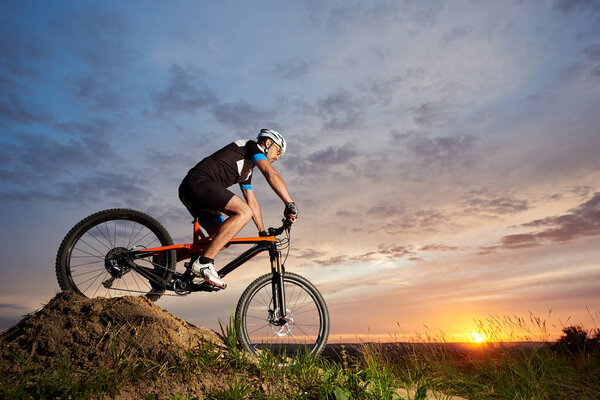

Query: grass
[[2, 314, 600, 399]]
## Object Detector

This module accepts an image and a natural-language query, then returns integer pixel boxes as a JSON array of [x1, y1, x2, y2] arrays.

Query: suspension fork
[[270, 249, 287, 323]]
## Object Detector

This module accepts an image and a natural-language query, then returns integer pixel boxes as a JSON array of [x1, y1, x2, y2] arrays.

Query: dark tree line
[[553, 325, 600, 355]]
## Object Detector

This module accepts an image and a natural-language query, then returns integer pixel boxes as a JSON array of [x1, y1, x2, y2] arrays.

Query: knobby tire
[[55, 209, 176, 301], [236, 272, 330, 357]]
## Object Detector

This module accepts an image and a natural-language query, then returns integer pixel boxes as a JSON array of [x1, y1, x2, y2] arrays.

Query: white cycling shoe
[[190, 260, 227, 289]]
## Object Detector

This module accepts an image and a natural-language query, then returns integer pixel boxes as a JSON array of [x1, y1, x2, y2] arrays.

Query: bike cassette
[[104, 247, 132, 278]]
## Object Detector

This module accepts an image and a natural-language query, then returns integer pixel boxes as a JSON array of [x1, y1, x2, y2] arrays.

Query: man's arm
[[255, 159, 293, 203], [241, 187, 265, 233]]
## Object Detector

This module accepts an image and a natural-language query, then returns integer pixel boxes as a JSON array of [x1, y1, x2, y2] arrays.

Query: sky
[[1, 0, 599, 342]]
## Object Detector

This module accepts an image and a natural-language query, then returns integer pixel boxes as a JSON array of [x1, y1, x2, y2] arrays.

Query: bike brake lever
[[268, 219, 292, 236], [268, 226, 281, 236]]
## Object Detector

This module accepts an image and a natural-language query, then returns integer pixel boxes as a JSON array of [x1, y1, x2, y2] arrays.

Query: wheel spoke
[[70, 260, 104, 269], [58, 211, 174, 302], [239, 273, 328, 356], [72, 267, 105, 278]]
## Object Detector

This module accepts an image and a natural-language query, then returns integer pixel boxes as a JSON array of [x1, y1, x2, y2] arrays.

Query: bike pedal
[[195, 280, 223, 292]]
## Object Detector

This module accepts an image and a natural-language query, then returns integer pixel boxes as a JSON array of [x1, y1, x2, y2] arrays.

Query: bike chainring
[[172, 277, 192, 295]]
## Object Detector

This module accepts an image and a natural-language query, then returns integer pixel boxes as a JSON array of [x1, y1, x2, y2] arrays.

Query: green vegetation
[[2, 318, 599, 399]]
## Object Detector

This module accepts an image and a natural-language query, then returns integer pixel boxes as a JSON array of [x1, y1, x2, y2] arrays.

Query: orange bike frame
[[136, 220, 276, 263]]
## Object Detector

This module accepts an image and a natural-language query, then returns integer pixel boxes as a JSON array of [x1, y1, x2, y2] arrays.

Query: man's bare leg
[[204, 195, 252, 259]]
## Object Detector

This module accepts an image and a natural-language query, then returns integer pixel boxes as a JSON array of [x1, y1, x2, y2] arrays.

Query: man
[[178, 129, 298, 289]]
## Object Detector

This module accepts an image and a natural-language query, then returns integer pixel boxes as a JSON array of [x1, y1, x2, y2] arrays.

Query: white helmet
[[257, 128, 286, 155]]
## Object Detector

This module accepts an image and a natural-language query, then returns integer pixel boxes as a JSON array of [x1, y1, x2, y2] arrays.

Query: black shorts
[[178, 179, 234, 230]]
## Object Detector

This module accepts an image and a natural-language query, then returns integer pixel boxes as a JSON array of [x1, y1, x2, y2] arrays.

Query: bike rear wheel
[[236, 272, 329, 357], [55, 209, 176, 301]]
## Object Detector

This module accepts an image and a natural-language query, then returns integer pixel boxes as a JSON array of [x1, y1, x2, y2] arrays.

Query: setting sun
[[471, 333, 487, 343]]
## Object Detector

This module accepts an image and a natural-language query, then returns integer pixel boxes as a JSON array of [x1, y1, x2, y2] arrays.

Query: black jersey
[[184, 140, 267, 190]]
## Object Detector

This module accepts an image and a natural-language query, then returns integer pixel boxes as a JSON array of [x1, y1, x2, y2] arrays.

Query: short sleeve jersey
[[185, 140, 267, 190]]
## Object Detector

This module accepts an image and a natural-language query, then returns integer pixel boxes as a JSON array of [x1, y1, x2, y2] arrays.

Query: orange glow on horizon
[[471, 332, 486, 343]]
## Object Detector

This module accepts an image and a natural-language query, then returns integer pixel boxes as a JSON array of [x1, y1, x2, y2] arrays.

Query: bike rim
[[67, 218, 169, 298], [242, 277, 326, 355]]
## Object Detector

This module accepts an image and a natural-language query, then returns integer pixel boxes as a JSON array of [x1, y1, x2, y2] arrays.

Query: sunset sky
[[1, 0, 599, 342]]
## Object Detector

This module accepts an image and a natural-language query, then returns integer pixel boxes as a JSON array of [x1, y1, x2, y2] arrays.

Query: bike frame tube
[[216, 240, 276, 278], [130, 220, 287, 317], [133, 220, 279, 280], [134, 220, 276, 263]]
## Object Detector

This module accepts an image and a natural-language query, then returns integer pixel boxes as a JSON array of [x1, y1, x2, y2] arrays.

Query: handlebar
[[268, 219, 292, 237]]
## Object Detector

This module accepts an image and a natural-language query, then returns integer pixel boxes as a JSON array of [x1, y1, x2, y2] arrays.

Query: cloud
[[419, 244, 459, 252], [307, 145, 358, 166], [360, 68, 425, 106], [0, 22, 46, 79], [440, 25, 474, 47], [0, 132, 118, 184], [303, 1, 442, 32], [582, 43, 600, 62], [66, 75, 135, 110], [296, 248, 328, 260], [409, 134, 477, 164], [0, 75, 52, 125], [54, 119, 116, 137], [378, 244, 416, 260], [284, 143, 360, 177], [272, 58, 315, 80], [0, 15, 51, 125], [376, 210, 448, 235], [366, 204, 403, 218], [517, 192, 600, 240], [0, 91, 52, 125], [0, 303, 28, 312], [462, 195, 530, 216], [53, 7, 137, 70], [409, 102, 455, 127], [210, 100, 275, 131], [152, 64, 274, 131], [486, 192, 600, 251], [0, 172, 152, 206], [554, 0, 600, 14], [301, 89, 365, 130], [153, 64, 218, 115], [391, 132, 479, 173], [49, 7, 142, 109], [308, 243, 418, 267], [316, 252, 378, 267]]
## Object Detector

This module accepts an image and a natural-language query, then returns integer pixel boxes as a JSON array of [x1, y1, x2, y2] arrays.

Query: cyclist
[[178, 129, 298, 289]]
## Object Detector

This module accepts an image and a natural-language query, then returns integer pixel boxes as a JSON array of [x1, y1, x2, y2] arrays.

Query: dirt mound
[[0, 291, 223, 375]]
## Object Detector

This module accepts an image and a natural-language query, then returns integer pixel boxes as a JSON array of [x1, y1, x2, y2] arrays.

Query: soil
[[0, 291, 232, 398], [1, 291, 222, 372]]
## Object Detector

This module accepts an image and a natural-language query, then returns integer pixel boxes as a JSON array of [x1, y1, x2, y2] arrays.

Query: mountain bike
[[55, 209, 330, 356]]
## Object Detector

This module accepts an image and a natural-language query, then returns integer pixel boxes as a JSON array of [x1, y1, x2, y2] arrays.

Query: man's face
[[266, 140, 282, 162]]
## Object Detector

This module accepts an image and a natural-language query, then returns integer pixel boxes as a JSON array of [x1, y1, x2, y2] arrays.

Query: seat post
[[193, 218, 208, 243]]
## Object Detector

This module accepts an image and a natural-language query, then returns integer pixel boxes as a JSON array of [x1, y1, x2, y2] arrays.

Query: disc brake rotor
[[270, 308, 295, 336]]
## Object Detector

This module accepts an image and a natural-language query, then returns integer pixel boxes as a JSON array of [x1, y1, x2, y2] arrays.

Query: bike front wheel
[[55, 209, 176, 301], [236, 272, 330, 357]]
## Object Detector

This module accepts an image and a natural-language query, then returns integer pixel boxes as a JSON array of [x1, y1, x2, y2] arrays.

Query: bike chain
[[104, 287, 182, 296]]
